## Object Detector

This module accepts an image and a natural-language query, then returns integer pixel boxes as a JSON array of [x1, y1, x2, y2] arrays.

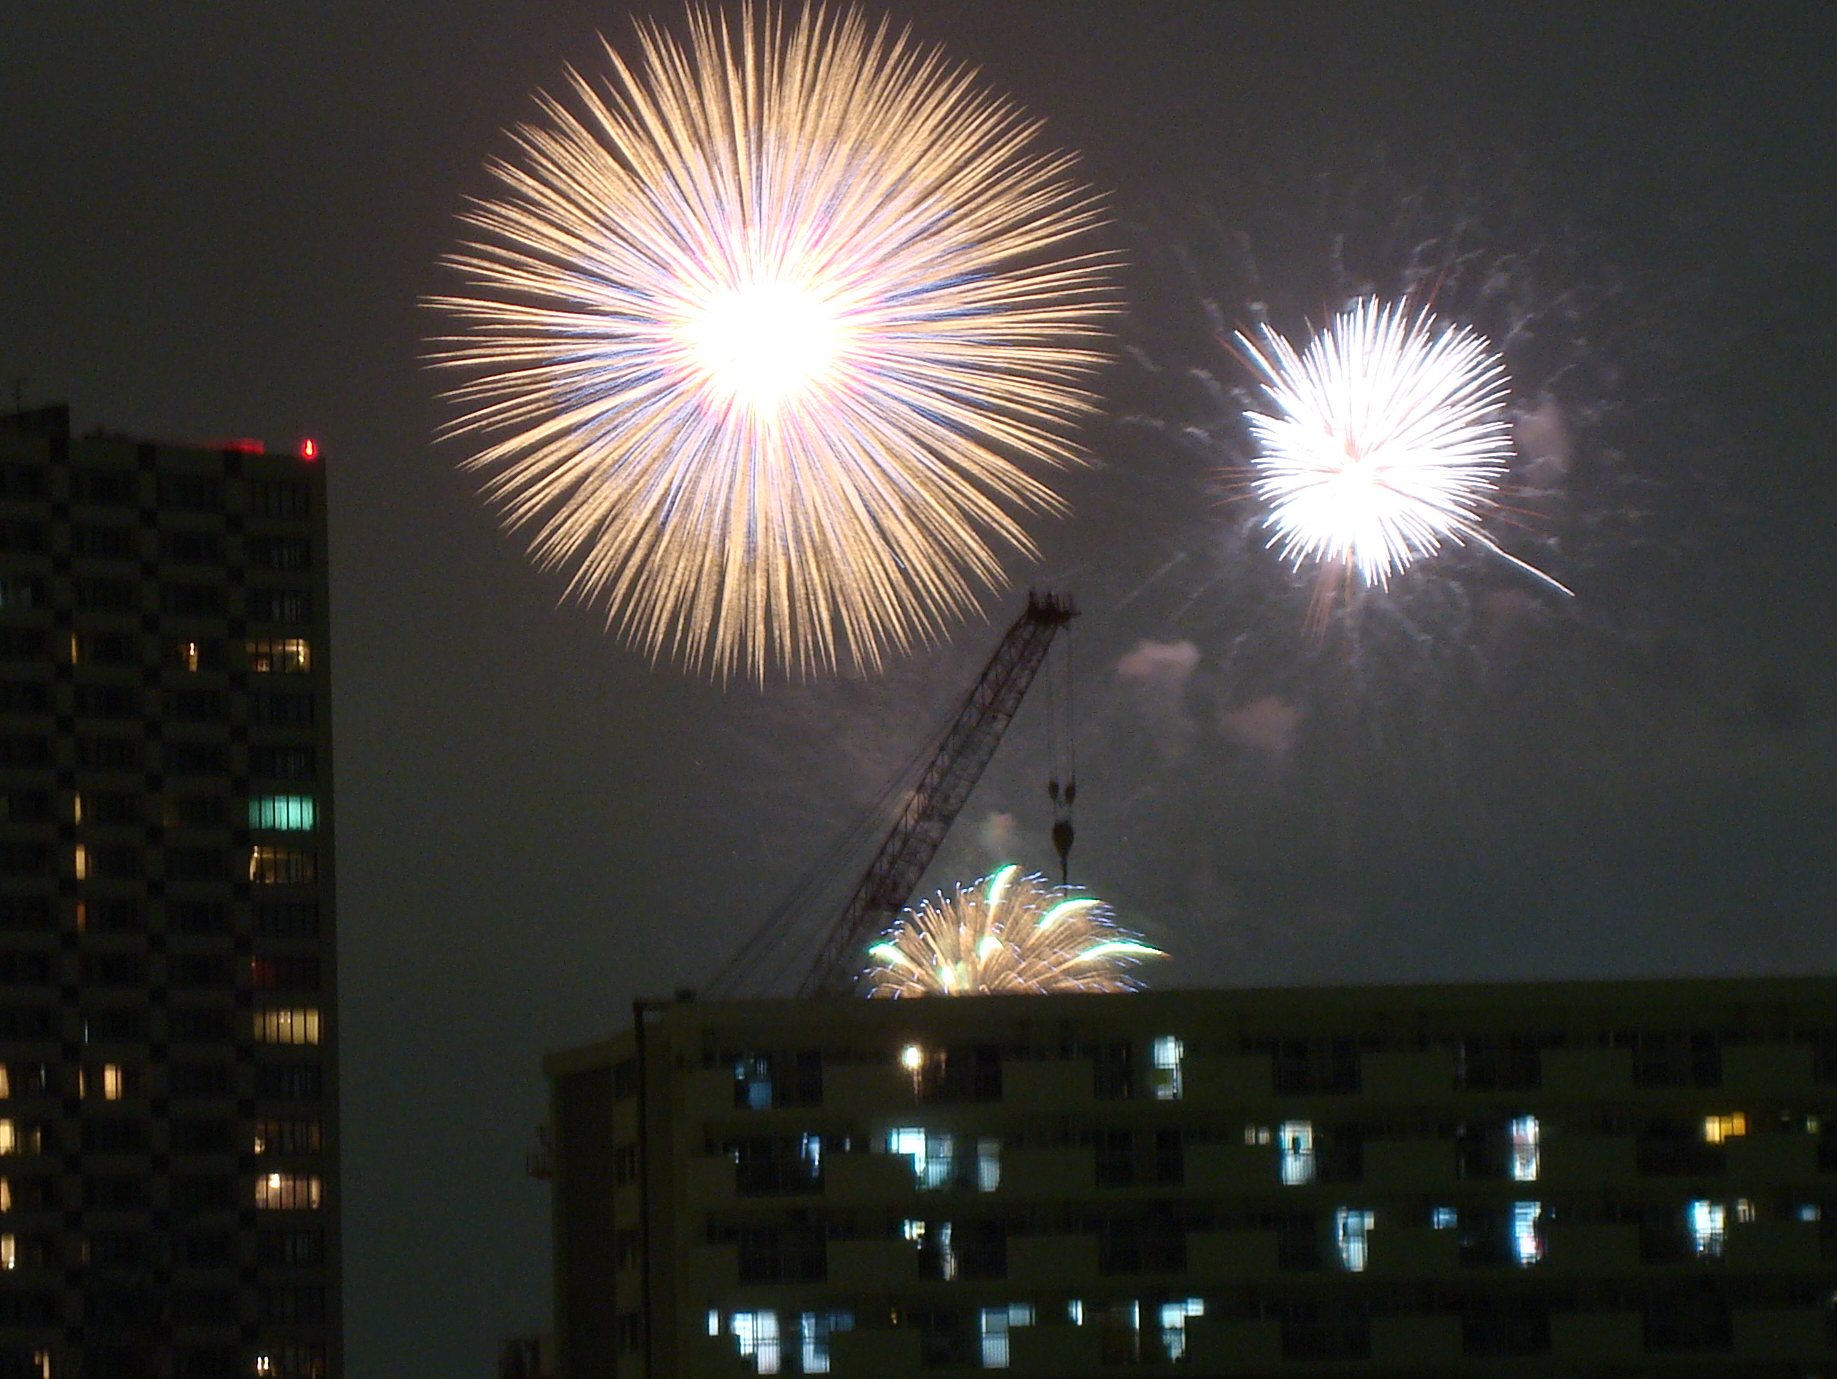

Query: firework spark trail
[[1237, 298, 1571, 596], [864, 865, 1163, 997], [428, 6, 1116, 679]]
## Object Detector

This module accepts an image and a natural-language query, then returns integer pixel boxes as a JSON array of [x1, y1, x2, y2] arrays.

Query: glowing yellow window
[[0, 1066, 9, 1100], [1703, 1113, 1747, 1144], [0, 1234, 14, 1270], [253, 1008, 321, 1046], [0, 1179, 10, 1213], [72, 845, 88, 881], [0, 1121, 14, 1155], [101, 1064, 123, 1101]]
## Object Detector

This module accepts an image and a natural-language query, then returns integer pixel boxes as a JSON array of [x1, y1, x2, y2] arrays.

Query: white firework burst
[[428, 6, 1116, 679], [1237, 298, 1568, 593], [864, 865, 1164, 997]]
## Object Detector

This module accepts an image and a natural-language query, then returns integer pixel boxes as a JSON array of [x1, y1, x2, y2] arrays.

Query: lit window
[[1335, 1208, 1375, 1272], [0, 1178, 11, 1212], [708, 1310, 721, 1338], [249, 845, 315, 885], [253, 1173, 323, 1211], [73, 901, 86, 934], [1279, 1121, 1314, 1185], [1243, 1124, 1273, 1146], [255, 1358, 272, 1377], [900, 1043, 924, 1072], [1511, 1201, 1544, 1265], [1687, 1199, 1725, 1258], [798, 1310, 852, 1374], [0, 1121, 14, 1155], [976, 1137, 1001, 1192], [734, 1056, 773, 1110], [1797, 1204, 1821, 1223], [1735, 1197, 1755, 1223], [249, 795, 317, 831], [1066, 1299, 1085, 1326], [69, 794, 83, 825], [730, 1310, 781, 1375], [1509, 1114, 1539, 1181], [887, 1127, 954, 1189], [0, 1066, 9, 1100], [32, 1348, 48, 1379], [252, 1008, 322, 1046], [246, 638, 312, 674], [180, 640, 200, 672], [72, 845, 88, 881], [1431, 1206, 1458, 1230], [0, 1233, 13, 1269], [101, 1063, 123, 1100], [1151, 1036, 1184, 1100], [1702, 1112, 1747, 1144], [1158, 1299, 1204, 1362], [979, 1307, 1011, 1369]]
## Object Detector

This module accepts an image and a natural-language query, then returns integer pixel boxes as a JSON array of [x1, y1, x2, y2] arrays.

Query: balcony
[[1184, 1052, 1274, 1104], [1543, 1223, 1640, 1274], [1002, 1058, 1092, 1111], [1184, 1140, 1275, 1191], [1007, 1322, 1105, 1375], [1182, 1318, 1283, 1370], [1726, 1219, 1821, 1271], [821, 1151, 914, 1203], [995, 1146, 1091, 1200], [826, 1236, 919, 1287], [1366, 1226, 1460, 1278], [1540, 1045, 1632, 1096], [1551, 1310, 1642, 1361], [1539, 1132, 1637, 1187], [1371, 1314, 1462, 1363], [1721, 1042, 1814, 1095], [1187, 1229, 1280, 1283], [1361, 1049, 1454, 1101], [1733, 1309, 1826, 1360], [1364, 1138, 1454, 1192], [1006, 1232, 1099, 1288]]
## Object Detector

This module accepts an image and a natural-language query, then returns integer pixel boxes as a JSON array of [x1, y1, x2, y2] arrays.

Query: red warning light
[[297, 438, 319, 462]]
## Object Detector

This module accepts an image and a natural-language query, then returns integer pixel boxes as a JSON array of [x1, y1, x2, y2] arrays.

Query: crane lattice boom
[[802, 592, 1074, 995]]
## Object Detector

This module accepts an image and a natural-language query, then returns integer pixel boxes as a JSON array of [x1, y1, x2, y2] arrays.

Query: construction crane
[[707, 591, 1076, 999], [801, 591, 1075, 995]]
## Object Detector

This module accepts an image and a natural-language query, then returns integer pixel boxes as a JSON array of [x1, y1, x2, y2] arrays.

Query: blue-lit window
[[798, 1310, 852, 1374], [887, 1127, 954, 1189], [1158, 1299, 1204, 1361], [1335, 1209, 1375, 1271], [1431, 1206, 1458, 1230], [248, 795, 316, 831], [976, 1137, 1001, 1192], [979, 1306, 1020, 1369], [1688, 1199, 1725, 1258], [1511, 1201, 1544, 1265], [1279, 1121, 1315, 1185], [1509, 1115, 1540, 1181], [1151, 1036, 1184, 1100], [735, 1056, 773, 1110], [730, 1311, 781, 1375]]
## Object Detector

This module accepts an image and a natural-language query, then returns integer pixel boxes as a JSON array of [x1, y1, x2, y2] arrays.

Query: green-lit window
[[249, 796, 316, 831]]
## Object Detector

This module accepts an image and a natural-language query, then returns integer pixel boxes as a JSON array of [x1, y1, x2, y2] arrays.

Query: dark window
[[76, 577, 139, 613], [165, 739, 228, 774], [248, 587, 314, 624], [250, 536, 313, 570], [162, 583, 224, 617], [160, 530, 224, 563], [254, 1063, 324, 1100], [157, 474, 224, 513], [253, 690, 314, 727], [70, 523, 136, 558], [249, 480, 312, 521], [250, 744, 316, 780]]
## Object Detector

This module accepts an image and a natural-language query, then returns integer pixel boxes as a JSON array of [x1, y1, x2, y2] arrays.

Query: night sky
[[2, 3, 1833, 1373]]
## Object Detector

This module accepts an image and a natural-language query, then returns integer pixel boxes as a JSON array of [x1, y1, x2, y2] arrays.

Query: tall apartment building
[[547, 976, 1837, 1377], [0, 405, 338, 1378]]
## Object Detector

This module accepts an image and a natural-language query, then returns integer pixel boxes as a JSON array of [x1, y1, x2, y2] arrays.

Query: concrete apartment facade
[[548, 975, 1836, 1376], [0, 406, 339, 1378]]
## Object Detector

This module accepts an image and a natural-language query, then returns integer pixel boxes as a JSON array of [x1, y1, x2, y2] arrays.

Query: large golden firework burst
[[864, 866, 1163, 997], [428, 6, 1116, 679]]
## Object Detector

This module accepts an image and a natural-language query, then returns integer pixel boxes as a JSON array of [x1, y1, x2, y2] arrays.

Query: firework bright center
[[685, 278, 843, 418]]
